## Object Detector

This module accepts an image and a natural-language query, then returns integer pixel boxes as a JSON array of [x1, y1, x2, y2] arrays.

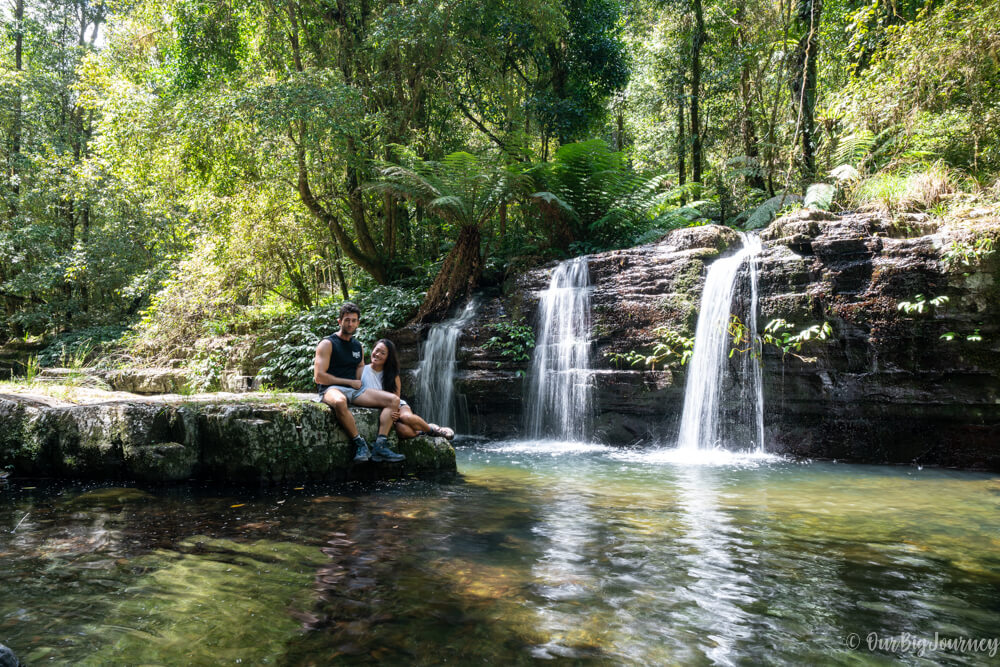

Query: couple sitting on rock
[[314, 302, 455, 463]]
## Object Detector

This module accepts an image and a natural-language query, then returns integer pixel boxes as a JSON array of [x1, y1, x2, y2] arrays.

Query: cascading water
[[525, 257, 593, 441], [676, 233, 765, 451], [414, 299, 478, 430]]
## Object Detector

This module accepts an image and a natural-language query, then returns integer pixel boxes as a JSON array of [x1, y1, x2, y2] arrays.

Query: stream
[[2, 440, 998, 665]]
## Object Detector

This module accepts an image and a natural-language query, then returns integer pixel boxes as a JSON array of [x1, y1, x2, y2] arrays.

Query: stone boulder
[[0, 388, 456, 483], [101, 367, 192, 394]]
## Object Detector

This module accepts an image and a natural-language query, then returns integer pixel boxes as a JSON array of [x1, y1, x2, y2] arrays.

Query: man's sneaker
[[371, 435, 405, 463], [352, 436, 372, 463]]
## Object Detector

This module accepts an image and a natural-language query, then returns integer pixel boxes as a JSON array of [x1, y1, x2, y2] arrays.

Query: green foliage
[[847, 164, 957, 214], [941, 329, 983, 342], [170, 0, 247, 91], [745, 195, 803, 230], [187, 347, 228, 393], [37, 326, 128, 368], [20, 356, 40, 383], [606, 327, 694, 370], [531, 140, 678, 249], [256, 286, 423, 390], [942, 237, 996, 269], [483, 321, 536, 366], [376, 152, 522, 231], [897, 294, 949, 315], [833, 0, 1000, 173], [732, 318, 833, 361], [804, 183, 837, 211], [525, 0, 630, 142]]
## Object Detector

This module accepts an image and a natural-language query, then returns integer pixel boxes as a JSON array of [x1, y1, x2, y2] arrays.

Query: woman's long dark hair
[[376, 338, 400, 393]]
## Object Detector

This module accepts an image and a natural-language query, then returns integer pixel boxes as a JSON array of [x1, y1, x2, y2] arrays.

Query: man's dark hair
[[339, 302, 361, 319]]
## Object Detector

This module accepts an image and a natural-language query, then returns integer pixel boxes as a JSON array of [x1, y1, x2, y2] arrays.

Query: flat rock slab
[[0, 387, 456, 484]]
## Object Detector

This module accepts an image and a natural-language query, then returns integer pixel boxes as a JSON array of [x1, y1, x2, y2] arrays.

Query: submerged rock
[[0, 644, 20, 667], [0, 389, 456, 483]]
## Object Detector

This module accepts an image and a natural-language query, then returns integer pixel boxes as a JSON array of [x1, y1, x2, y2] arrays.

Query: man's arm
[[314, 340, 362, 388]]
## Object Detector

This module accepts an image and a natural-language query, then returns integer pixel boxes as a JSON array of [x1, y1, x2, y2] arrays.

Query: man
[[314, 302, 405, 463]]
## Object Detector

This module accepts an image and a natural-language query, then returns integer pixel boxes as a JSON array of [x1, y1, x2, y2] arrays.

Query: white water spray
[[526, 257, 593, 441], [415, 299, 478, 429], [677, 233, 764, 451]]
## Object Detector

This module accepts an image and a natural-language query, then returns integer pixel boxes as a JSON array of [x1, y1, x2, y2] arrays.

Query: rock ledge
[[0, 387, 456, 483]]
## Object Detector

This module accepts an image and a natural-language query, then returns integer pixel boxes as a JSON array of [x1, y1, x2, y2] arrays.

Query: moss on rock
[[0, 389, 458, 483]]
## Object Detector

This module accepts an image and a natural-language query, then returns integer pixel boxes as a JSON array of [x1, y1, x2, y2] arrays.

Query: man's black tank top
[[320, 334, 362, 387]]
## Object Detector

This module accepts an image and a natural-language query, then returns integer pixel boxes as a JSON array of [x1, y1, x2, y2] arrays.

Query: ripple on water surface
[[1, 445, 999, 665]]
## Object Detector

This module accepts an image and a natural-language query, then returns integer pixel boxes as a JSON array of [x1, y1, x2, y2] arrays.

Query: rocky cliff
[[402, 212, 999, 469]]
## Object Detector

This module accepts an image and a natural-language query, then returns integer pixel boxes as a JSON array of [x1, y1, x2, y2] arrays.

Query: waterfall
[[526, 257, 593, 441], [414, 299, 478, 429], [676, 233, 765, 451]]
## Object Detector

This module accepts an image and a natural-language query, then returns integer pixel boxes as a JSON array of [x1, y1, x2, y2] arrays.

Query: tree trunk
[[296, 139, 388, 283], [413, 225, 482, 323], [677, 75, 686, 206], [10, 0, 24, 215], [735, 5, 766, 191], [333, 243, 350, 301], [794, 0, 821, 181], [690, 0, 704, 185]]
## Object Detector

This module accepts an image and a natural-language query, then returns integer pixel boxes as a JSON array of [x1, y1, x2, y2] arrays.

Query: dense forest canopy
[[1, 0, 998, 384]]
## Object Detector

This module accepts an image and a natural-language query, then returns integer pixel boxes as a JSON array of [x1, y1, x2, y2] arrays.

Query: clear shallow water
[[1, 443, 999, 665]]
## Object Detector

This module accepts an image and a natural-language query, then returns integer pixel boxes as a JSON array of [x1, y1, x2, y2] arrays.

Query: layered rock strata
[[404, 213, 999, 469]]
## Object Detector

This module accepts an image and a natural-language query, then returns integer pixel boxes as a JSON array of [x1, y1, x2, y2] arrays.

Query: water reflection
[[0, 453, 999, 665], [670, 465, 753, 665]]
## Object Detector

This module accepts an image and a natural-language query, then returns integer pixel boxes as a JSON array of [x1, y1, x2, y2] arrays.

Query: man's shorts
[[318, 385, 364, 403]]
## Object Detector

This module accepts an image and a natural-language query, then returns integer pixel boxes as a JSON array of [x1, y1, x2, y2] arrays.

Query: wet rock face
[[404, 213, 1000, 469], [757, 213, 1000, 469], [402, 224, 741, 441], [0, 391, 456, 483]]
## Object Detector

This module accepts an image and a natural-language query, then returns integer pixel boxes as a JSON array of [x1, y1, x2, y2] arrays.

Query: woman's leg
[[352, 389, 401, 437], [395, 406, 427, 439]]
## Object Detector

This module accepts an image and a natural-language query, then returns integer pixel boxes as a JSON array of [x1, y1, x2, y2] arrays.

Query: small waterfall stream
[[415, 299, 478, 430], [676, 233, 765, 451], [526, 257, 593, 441]]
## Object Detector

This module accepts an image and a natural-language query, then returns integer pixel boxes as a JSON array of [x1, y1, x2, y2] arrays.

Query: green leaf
[[804, 183, 836, 211]]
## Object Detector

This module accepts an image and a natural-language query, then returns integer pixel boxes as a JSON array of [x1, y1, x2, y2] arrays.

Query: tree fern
[[833, 130, 875, 167]]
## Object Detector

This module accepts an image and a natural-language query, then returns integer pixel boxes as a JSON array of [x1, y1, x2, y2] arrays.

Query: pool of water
[[1, 440, 999, 665]]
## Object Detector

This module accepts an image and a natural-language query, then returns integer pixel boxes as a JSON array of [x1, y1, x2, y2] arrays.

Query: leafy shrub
[[483, 321, 535, 365], [37, 326, 128, 368], [606, 326, 693, 370], [129, 243, 238, 363], [760, 319, 833, 360], [257, 285, 423, 390], [942, 237, 996, 270], [804, 183, 837, 211]]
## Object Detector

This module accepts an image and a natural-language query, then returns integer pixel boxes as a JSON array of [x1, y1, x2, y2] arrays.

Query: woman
[[360, 338, 455, 440]]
